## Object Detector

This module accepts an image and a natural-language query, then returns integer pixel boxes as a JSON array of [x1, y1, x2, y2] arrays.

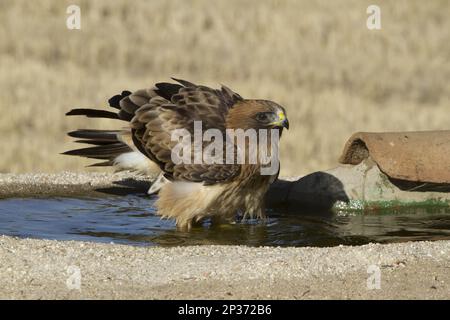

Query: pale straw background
[[0, 0, 448, 176]]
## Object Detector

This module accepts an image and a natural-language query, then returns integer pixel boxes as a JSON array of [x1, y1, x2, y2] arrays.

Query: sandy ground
[[0, 235, 449, 299]]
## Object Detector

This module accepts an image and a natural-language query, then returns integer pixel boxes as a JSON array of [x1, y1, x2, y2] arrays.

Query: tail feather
[[65, 109, 120, 119], [67, 129, 121, 143], [73, 139, 119, 146], [64, 128, 132, 164], [63, 143, 132, 160], [64, 129, 158, 175], [64, 89, 160, 176], [87, 160, 114, 167], [68, 129, 120, 141]]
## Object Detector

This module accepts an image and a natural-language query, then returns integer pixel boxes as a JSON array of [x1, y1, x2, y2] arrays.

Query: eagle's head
[[226, 99, 289, 131]]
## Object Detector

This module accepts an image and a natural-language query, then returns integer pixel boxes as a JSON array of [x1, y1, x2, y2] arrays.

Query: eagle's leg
[[242, 205, 266, 221], [241, 186, 268, 221]]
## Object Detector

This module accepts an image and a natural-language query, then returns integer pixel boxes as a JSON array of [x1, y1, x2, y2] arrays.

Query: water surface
[[0, 195, 449, 246]]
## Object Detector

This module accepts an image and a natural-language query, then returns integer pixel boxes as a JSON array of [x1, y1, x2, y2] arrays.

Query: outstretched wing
[[130, 79, 243, 184]]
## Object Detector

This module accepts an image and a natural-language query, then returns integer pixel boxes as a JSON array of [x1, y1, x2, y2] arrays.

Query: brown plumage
[[65, 78, 289, 230]]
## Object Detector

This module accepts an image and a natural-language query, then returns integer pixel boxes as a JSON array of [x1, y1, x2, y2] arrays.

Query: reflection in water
[[0, 195, 449, 247]]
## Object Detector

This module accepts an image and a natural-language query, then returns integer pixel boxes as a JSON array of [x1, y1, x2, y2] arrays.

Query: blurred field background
[[0, 0, 448, 176]]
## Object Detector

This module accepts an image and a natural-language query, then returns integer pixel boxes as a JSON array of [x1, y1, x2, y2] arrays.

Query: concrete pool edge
[[0, 171, 154, 198], [0, 235, 448, 299]]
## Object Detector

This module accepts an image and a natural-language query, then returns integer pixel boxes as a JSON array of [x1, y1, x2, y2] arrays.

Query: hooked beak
[[270, 111, 289, 130]]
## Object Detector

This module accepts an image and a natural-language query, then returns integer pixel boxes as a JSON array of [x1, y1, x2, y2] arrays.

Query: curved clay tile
[[339, 131, 450, 184]]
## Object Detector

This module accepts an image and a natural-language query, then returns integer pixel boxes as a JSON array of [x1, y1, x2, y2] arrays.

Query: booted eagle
[[65, 79, 289, 230]]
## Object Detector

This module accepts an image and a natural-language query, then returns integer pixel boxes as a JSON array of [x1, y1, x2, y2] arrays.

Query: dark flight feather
[[66, 109, 120, 119]]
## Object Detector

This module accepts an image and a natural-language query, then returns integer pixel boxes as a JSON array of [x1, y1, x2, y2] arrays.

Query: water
[[0, 195, 449, 247]]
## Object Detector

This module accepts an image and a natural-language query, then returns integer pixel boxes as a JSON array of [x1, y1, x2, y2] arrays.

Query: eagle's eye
[[256, 112, 269, 122]]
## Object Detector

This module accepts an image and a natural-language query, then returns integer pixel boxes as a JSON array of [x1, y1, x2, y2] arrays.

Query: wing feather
[[129, 80, 243, 183]]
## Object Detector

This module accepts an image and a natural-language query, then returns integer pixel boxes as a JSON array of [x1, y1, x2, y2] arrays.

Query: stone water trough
[[267, 130, 450, 212]]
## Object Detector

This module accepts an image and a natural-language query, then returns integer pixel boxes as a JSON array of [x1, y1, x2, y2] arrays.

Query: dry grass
[[0, 0, 449, 176]]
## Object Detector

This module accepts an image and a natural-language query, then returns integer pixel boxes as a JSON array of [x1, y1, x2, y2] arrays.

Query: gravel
[[0, 236, 448, 299]]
